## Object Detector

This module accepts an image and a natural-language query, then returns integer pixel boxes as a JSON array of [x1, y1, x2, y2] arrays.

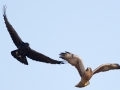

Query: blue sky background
[[1, 0, 120, 90]]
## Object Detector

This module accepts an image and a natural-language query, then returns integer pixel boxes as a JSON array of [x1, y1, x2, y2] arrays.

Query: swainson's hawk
[[59, 51, 120, 88]]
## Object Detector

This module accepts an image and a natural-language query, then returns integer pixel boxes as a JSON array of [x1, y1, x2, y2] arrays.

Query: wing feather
[[3, 5, 22, 48], [26, 49, 64, 64], [93, 63, 120, 75], [75, 57, 86, 77]]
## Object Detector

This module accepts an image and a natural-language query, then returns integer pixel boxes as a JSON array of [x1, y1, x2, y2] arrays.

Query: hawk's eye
[[86, 68, 88, 71]]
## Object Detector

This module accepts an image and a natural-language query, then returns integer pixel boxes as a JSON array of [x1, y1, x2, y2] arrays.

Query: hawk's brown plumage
[[59, 51, 120, 88]]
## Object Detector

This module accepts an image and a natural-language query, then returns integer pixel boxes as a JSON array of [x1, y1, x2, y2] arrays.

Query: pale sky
[[1, 0, 120, 90]]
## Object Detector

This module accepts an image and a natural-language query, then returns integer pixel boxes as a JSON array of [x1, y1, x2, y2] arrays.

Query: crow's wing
[[3, 5, 22, 48], [26, 49, 64, 64], [93, 63, 120, 75]]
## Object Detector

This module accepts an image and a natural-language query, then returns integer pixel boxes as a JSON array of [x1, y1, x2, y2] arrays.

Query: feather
[[93, 63, 120, 75]]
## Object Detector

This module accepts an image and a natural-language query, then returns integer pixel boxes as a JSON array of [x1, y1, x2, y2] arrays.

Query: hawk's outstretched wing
[[59, 52, 85, 77], [3, 5, 23, 48], [75, 57, 86, 77], [93, 63, 120, 75]]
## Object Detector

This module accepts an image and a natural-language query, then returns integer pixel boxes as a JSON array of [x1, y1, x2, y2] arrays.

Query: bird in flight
[[3, 5, 65, 65], [59, 51, 120, 88]]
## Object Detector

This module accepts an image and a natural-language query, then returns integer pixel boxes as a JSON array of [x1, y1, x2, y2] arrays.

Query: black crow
[[3, 5, 64, 65]]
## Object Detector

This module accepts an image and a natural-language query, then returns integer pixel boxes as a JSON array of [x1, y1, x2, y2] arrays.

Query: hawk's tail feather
[[75, 81, 90, 88]]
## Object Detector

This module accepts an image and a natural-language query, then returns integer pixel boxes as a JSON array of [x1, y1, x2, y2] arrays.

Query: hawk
[[59, 51, 120, 88]]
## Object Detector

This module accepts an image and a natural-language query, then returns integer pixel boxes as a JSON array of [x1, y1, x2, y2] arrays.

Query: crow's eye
[[86, 68, 89, 71]]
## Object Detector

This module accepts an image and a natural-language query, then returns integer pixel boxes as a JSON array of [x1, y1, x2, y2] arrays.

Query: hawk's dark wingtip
[[114, 64, 120, 69], [117, 66, 120, 69]]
